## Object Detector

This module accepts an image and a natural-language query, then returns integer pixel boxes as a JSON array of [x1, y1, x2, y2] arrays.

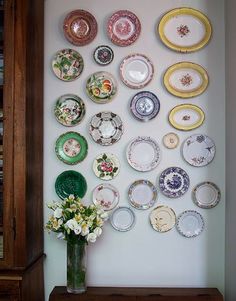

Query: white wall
[[44, 1, 225, 300]]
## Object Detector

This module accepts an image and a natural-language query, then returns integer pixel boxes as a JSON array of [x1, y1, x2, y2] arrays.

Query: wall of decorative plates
[[44, 0, 225, 299]]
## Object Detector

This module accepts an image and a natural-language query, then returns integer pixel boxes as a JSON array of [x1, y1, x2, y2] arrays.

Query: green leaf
[[102, 154, 107, 160], [113, 167, 118, 173]]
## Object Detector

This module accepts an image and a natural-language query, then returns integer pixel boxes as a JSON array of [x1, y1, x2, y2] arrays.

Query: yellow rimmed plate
[[168, 104, 205, 131], [158, 7, 212, 53], [164, 62, 209, 98]]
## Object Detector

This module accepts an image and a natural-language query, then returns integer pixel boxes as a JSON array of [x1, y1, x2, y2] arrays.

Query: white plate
[[110, 207, 135, 232], [150, 205, 176, 232], [163, 132, 179, 149], [93, 183, 119, 211], [193, 182, 221, 209], [93, 153, 120, 181], [176, 210, 204, 238]]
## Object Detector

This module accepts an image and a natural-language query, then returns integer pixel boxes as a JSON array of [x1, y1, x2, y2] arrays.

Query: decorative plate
[[86, 71, 117, 103], [120, 54, 154, 89], [126, 136, 161, 172], [55, 132, 88, 165], [107, 10, 141, 46], [52, 49, 84, 81], [193, 182, 221, 209], [176, 210, 204, 238], [182, 134, 216, 167], [63, 10, 97, 46], [158, 7, 212, 53], [168, 104, 205, 131], [130, 91, 160, 122], [55, 170, 87, 199], [54, 94, 86, 126], [93, 153, 120, 181], [163, 132, 179, 149], [89, 111, 123, 146], [164, 62, 209, 98], [92, 183, 119, 211], [93, 45, 114, 65], [128, 179, 157, 210], [150, 205, 176, 232], [159, 167, 190, 198], [110, 206, 136, 232]]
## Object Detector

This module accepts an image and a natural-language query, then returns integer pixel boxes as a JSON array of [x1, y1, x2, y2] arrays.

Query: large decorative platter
[[176, 210, 204, 238], [55, 132, 88, 165], [92, 183, 119, 211], [120, 54, 154, 89], [182, 134, 216, 167], [89, 111, 123, 146], [126, 136, 161, 172], [164, 62, 209, 98], [159, 167, 190, 198], [128, 180, 157, 210], [93, 45, 114, 66], [110, 206, 136, 232], [86, 71, 117, 103], [93, 153, 120, 181], [54, 94, 86, 126], [158, 7, 212, 53], [130, 91, 160, 122], [63, 10, 97, 46], [162, 132, 179, 149], [55, 170, 87, 199], [107, 10, 141, 46], [52, 49, 84, 81], [150, 205, 176, 232], [193, 182, 221, 209], [168, 104, 205, 131]]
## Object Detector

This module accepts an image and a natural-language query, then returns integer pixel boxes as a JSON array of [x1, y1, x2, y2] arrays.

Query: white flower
[[100, 212, 109, 221], [54, 208, 63, 219], [87, 232, 97, 243], [74, 225, 82, 235], [81, 223, 89, 236], [93, 227, 102, 237], [65, 219, 81, 235]]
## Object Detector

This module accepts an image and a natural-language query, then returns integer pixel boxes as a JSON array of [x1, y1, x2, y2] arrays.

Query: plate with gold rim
[[192, 181, 221, 209], [92, 183, 119, 211], [150, 205, 176, 232]]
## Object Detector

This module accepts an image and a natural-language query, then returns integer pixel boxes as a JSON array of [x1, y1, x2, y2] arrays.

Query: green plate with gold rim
[[55, 132, 88, 165]]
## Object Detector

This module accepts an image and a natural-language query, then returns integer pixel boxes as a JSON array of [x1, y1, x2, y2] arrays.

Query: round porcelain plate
[[150, 205, 176, 232], [93, 153, 120, 181], [193, 181, 221, 209], [163, 132, 179, 149], [176, 210, 204, 238], [110, 207, 136, 232], [92, 183, 119, 211], [93, 45, 114, 65]]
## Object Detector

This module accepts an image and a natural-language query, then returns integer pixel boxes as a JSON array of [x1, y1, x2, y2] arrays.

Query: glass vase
[[67, 240, 87, 294]]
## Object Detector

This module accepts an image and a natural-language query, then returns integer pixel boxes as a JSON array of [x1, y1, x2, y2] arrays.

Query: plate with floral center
[[126, 136, 161, 172], [176, 210, 204, 238], [130, 91, 160, 121], [110, 207, 136, 232], [93, 153, 120, 181], [158, 7, 212, 53], [120, 54, 154, 89], [182, 134, 216, 167], [150, 205, 176, 232], [107, 10, 141, 46], [86, 71, 117, 103], [159, 167, 190, 198], [52, 49, 84, 81], [128, 179, 157, 210], [54, 94, 86, 126], [93, 183, 119, 211], [63, 10, 97, 46], [93, 45, 114, 65], [89, 111, 123, 146], [192, 181, 221, 209], [162, 132, 179, 149]]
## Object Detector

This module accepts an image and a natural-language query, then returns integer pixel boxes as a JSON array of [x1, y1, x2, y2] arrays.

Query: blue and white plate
[[159, 167, 190, 198]]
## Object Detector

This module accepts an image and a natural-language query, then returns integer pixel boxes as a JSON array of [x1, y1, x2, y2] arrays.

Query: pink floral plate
[[93, 153, 120, 181], [92, 183, 119, 211]]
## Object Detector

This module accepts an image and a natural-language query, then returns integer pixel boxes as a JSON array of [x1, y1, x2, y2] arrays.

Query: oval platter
[[92, 183, 119, 211], [93, 153, 120, 181], [168, 104, 205, 131], [192, 181, 221, 209], [158, 7, 212, 53], [164, 62, 209, 98], [150, 205, 176, 233]]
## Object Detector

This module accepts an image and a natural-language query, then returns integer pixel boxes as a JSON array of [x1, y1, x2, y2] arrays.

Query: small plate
[[126, 136, 161, 172], [110, 207, 136, 232], [163, 132, 179, 149], [182, 134, 216, 167], [86, 71, 117, 103], [107, 10, 141, 46], [193, 182, 221, 209], [54, 94, 86, 126], [92, 183, 119, 211], [52, 49, 84, 81], [176, 210, 204, 238], [120, 54, 154, 89], [55, 170, 87, 199], [159, 167, 190, 198], [89, 111, 123, 146], [168, 104, 205, 131], [55, 132, 88, 165], [150, 205, 176, 232], [128, 180, 157, 210], [93, 45, 114, 65], [93, 153, 120, 181], [164, 62, 209, 98], [63, 10, 97, 46], [130, 91, 160, 121], [158, 7, 212, 53]]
